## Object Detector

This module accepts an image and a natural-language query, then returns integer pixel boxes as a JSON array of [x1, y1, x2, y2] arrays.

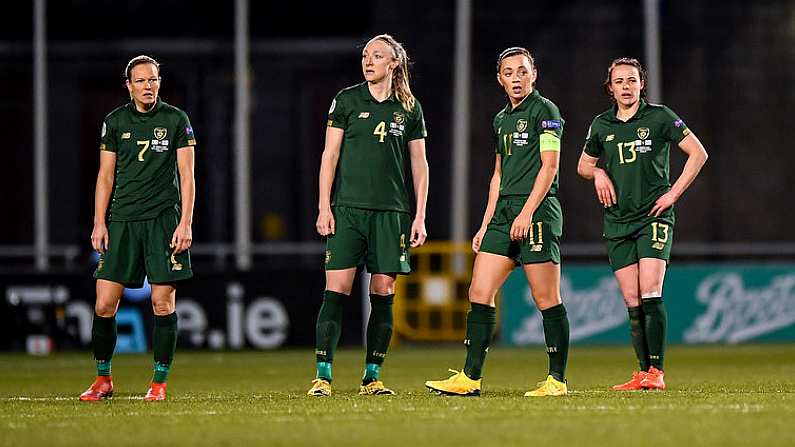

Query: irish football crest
[[516, 119, 528, 133], [393, 112, 406, 125], [154, 127, 168, 140], [637, 127, 650, 140]]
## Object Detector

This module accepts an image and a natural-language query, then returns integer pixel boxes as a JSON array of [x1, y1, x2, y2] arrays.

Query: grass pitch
[[1, 345, 794, 447]]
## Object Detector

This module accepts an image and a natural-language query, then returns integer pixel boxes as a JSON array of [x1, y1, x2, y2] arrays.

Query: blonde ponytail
[[369, 34, 415, 112]]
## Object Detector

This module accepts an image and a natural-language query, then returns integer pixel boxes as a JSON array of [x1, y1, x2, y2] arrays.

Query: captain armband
[[539, 131, 561, 152]]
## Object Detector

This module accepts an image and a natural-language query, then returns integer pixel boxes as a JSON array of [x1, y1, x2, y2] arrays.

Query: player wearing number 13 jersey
[[309, 35, 429, 397], [577, 58, 708, 391], [80, 55, 197, 402]]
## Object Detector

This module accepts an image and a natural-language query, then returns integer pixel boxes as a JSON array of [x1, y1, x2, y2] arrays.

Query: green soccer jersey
[[100, 98, 196, 221], [583, 100, 690, 236], [493, 89, 563, 197], [327, 82, 427, 213]]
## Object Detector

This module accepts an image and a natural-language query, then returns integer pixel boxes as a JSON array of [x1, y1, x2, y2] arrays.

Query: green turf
[[1, 345, 794, 446]]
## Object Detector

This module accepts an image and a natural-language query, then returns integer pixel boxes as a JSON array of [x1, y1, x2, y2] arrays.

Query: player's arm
[[512, 146, 559, 241], [171, 146, 195, 253], [91, 151, 117, 253], [408, 138, 429, 247], [472, 155, 502, 253], [649, 133, 708, 217], [316, 126, 344, 236], [578, 152, 616, 207]]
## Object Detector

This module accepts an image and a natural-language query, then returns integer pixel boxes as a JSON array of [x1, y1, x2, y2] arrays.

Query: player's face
[[609, 64, 644, 107], [497, 54, 536, 103], [126, 63, 161, 108], [362, 39, 397, 84]]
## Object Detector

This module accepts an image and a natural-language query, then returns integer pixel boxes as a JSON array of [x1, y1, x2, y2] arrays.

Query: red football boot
[[640, 366, 666, 390], [79, 376, 114, 401], [144, 382, 167, 401], [611, 371, 647, 391]]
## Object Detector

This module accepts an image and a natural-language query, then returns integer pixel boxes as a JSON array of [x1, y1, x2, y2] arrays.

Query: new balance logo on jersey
[[605, 134, 615, 142], [121, 132, 131, 139], [358, 112, 370, 119], [652, 242, 665, 250]]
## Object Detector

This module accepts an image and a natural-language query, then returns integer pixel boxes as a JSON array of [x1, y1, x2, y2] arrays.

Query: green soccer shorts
[[479, 196, 562, 265], [94, 207, 193, 287], [325, 206, 411, 274], [606, 218, 675, 271]]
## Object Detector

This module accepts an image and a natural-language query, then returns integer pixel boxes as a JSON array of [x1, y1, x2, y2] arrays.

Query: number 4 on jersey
[[373, 121, 387, 143]]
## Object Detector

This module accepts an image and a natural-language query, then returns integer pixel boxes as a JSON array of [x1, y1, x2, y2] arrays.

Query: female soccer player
[[577, 58, 708, 390], [425, 47, 569, 397], [79, 55, 196, 402], [308, 34, 429, 396]]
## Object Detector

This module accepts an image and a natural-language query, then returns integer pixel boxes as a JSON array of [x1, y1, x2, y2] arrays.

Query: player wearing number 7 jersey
[[577, 58, 708, 390], [80, 55, 196, 402]]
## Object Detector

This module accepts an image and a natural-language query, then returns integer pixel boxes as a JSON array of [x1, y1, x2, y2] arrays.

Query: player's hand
[[510, 211, 533, 241], [410, 217, 427, 248], [170, 221, 193, 254], [649, 191, 678, 217], [472, 227, 487, 253], [91, 222, 109, 254], [593, 168, 617, 207], [316, 208, 335, 236]]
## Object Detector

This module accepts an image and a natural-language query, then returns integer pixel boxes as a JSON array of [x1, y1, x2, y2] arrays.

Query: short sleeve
[[174, 112, 197, 148], [493, 113, 502, 154], [537, 102, 563, 152], [582, 118, 603, 157], [327, 91, 348, 129], [661, 106, 690, 143], [99, 118, 117, 152], [405, 100, 427, 141]]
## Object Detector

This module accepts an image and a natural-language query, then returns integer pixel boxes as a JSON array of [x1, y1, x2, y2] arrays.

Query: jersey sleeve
[[582, 118, 603, 157], [99, 117, 117, 152], [326, 91, 349, 130], [405, 100, 427, 141], [174, 112, 197, 148], [661, 106, 691, 143], [493, 113, 502, 154], [536, 102, 563, 152]]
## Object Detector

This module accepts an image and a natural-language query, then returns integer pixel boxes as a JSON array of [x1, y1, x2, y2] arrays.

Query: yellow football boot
[[524, 375, 567, 397], [425, 369, 481, 396], [307, 378, 332, 396], [359, 380, 395, 395]]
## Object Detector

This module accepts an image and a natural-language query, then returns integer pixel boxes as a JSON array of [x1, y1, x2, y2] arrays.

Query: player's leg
[[637, 257, 668, 389], [358, 273, 397, 395], [425, 252, 514, 396], [522, 261, 568, 397], [357, 210, 410, 395], [82, 220, 146, 401], [142, 282, 177, 401], [79, 279, 125, 401], [607, 232, 653, 391], [142, 210, 193, 401], [634, 219, 673, 389], [309, 207, 364, 396]]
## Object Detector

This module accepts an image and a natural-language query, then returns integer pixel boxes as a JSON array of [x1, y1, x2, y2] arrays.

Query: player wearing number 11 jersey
[[577, 58, 708, 390]]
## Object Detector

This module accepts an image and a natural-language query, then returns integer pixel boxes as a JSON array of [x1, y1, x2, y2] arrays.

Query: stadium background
[[1, 0, 794, 353]]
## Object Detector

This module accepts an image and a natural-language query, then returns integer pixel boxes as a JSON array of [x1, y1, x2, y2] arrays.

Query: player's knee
[[94, 299, 118, 318], [621, 291, 641, 308], [151, 300, 175, 316], [532, 290, 562, 310], [468, 283, 494, 305], [369, 276, 395, 295]]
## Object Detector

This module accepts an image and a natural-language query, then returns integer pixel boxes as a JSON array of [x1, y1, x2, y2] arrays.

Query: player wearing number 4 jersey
[[80, 55, 196, 402], [577, 58, 708, 390], [426, 47, 569, 398], [309, 34, 429, 397]]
